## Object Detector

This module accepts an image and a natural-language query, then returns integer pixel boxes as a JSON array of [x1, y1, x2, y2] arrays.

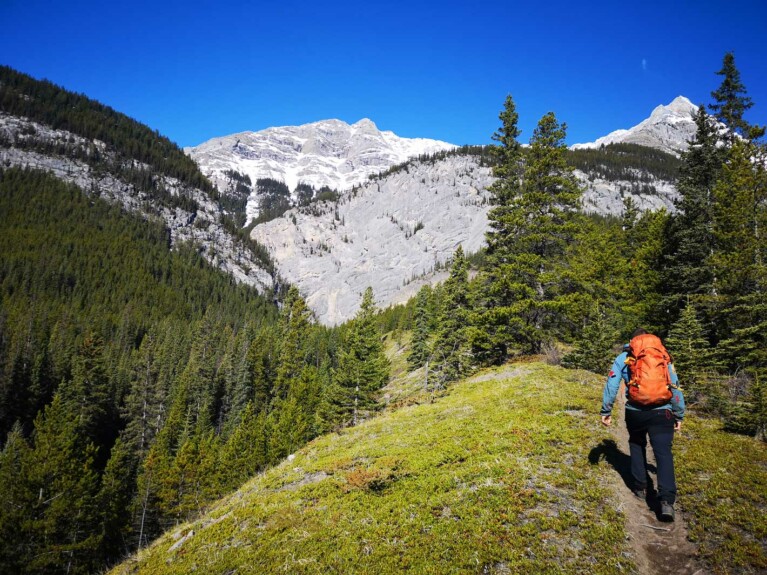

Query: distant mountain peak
[[186, 119, 455, 223], [571, 96, 698, 155]]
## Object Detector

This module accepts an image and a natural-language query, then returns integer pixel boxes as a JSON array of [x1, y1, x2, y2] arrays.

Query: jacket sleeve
[[668, 363, 686, 420], [600, 354, 627, 416]]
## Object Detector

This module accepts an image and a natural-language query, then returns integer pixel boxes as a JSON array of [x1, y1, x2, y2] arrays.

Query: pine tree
[[407, 285, 432, 370], [473, 95, 525, 364], [477, 109, 583, 356], [332, 288, 390, 426], [562, 307, 619, 374], [661, 106, 723, 322], [665, 301, 719, 404], [431, 246, 472, 385], [710, 52, 764, 141]]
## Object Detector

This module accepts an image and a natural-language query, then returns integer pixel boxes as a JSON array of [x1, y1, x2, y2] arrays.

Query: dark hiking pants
[[625, 408, 677, 505]]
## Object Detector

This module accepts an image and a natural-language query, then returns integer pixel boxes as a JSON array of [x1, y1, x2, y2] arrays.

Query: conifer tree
[[709, 138, 767, 377], [0, 423, 32, 573], [661, 106, 723, 322], [562, 307, 619, 374], [710, 52, 764, 141], [61, 333, 116, 462], [122, 332, 166, 459], [478, 109, 582, 356], [218, 402, 268, 489], [431, 246, 472, 384], [407, 285, 432, 370], [272, 287, 312, 405], [665, 301, 719, 403], [332, 288, 389, 426], [98, 436, 137, 561], [24, 394, 103, 574], [473, 95, 525, 364]]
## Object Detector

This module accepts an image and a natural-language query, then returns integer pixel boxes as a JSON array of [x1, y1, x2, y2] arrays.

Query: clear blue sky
[[2, 0, 766, 147]]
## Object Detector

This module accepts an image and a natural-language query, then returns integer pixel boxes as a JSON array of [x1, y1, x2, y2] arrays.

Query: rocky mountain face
[[0, 112, 274, 291], [251, 154, 494, 324], [185, 119, 455, 225], [571, 96, 698, 155], [250, 149, 679, 324]]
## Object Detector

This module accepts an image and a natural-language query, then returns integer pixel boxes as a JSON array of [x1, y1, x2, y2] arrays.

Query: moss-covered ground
[[113, 363, 631, 574], [112, 362, 767, 575], [676, 416, 767, 573]]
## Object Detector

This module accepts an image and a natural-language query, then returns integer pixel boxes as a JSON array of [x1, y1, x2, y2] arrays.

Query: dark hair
[[631, 328, 649, 338]]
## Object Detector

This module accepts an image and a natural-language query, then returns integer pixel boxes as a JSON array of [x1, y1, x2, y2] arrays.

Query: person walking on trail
[[600, 328, 686, 522]]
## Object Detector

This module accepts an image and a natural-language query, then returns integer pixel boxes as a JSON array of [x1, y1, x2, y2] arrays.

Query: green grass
[[112, 363, 631, 574], [676, 417, 767, 573], [112, 362, 767, 575]]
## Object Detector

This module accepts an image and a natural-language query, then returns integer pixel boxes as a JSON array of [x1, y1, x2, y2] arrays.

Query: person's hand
[[601, 415, 612, 427], [674, 420, 682, 431]]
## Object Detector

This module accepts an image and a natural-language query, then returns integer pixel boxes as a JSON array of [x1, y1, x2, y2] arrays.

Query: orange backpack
[[625, 334, 673, 407]]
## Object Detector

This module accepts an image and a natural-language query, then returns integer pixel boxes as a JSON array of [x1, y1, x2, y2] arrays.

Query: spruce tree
[[562, 307, 619, 374], [0, 423, 32, 573], [332, 288, 390, 426], [478, 109, 582, 356], [473, 95, 525, 364], [431, 246, 472, 385], [24, 394, 103, 574], [710, 52, 764, 141], [218, 402, 268, 489], [407, 285, 432, 370], [665, 301, 719, 404], [711, 139, 767, 372], [661, 106, 723, 322], [272, 287, 312, 405]]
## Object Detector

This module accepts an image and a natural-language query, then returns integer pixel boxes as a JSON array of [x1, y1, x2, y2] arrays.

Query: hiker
[[599, 328, 685, 522]]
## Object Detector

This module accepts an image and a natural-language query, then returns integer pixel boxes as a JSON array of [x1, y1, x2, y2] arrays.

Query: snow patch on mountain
[[571, 96, 698, 155], [185, 119, 456, 224]]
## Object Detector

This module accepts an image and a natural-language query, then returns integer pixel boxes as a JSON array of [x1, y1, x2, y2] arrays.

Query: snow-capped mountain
[[186, 119, 455, 224], [571, 96, 698, 155]]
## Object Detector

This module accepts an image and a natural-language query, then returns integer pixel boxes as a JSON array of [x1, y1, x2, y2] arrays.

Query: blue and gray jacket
[[600, 348, 686, 420]]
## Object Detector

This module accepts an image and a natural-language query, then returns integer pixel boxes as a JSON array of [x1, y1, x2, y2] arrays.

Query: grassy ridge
[[113, 363, 631, 574], [676, 418, 767, 573]]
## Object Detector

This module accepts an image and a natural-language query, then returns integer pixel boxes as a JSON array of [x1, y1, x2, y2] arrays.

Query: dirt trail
[[608, 405, 707, 574]]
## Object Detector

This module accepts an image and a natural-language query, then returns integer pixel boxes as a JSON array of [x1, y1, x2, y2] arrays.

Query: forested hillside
[[0, 169, 393, 574], [0, 66, 275, 282]]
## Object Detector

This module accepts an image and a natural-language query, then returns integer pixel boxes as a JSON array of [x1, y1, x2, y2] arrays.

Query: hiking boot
[[632, 487, 646, 500], [660, 501, 675, 522]]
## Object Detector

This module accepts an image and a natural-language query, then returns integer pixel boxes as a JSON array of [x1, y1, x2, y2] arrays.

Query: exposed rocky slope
[[252, 154, 493, 324], [186, 118, 455, 224], [251, 150, 678, 324]]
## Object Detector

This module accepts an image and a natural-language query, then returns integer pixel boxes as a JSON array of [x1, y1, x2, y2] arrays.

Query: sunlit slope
[[113, 363, 632, 574]]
